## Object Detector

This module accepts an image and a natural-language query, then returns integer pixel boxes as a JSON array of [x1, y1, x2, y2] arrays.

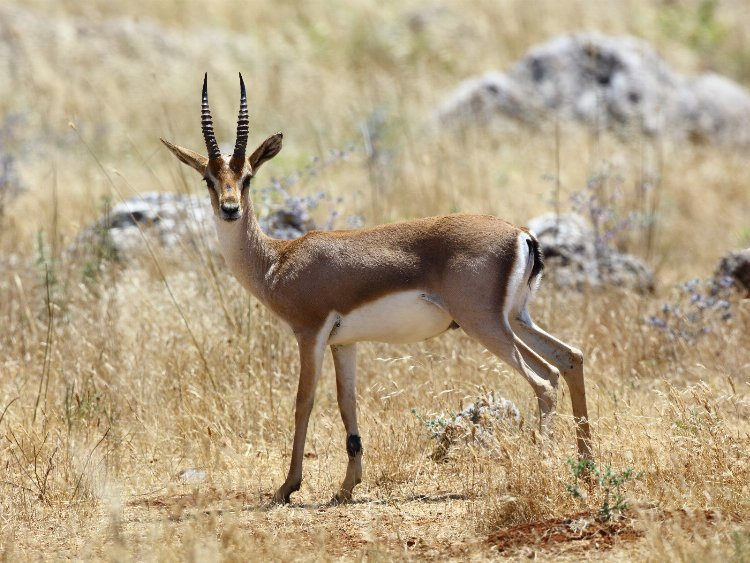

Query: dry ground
[[1, 1, 750, 560]]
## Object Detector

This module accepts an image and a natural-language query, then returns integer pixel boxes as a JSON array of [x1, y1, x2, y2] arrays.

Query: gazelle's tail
[[526, 236, 544, 288]]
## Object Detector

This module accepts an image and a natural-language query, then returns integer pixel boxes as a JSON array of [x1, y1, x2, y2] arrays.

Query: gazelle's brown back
[[263, 213, 524, 331]]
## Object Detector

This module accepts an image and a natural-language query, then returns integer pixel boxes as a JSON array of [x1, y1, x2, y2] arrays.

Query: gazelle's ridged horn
[[231, 73, 249, 170], [201, 73, 222, 161]]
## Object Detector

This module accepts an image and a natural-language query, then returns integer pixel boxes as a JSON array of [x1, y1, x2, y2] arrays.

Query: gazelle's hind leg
[[511, 309, 592, 459], [511, 333, 561, 437], [331, 343, 362, 504], [454, 313, 560, 439]]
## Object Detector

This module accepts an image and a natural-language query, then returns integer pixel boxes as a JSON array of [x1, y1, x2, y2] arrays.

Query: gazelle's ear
[[160, 138, 209, 175], [248, 132, 283, 174]]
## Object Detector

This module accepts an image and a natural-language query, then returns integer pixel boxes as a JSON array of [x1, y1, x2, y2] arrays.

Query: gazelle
[[161, 74, 592, 504]]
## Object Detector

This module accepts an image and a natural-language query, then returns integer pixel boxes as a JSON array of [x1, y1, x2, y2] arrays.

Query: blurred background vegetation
[[1, 0, 749, 275]]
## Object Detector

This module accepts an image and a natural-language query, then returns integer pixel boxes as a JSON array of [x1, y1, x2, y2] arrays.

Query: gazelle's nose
[[220, 201, 241, 220]]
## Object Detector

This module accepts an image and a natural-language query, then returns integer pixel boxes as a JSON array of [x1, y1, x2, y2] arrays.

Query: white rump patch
[[327, 290, 454, 345], [503, 233, 534, 322]]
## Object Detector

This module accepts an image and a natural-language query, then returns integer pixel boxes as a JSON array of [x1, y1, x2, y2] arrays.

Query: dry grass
[[2, 0, 750, 560]]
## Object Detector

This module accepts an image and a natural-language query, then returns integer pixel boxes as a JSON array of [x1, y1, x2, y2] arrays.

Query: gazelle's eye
[[203, 177, 214, 190], [242, 176, 251, 190]]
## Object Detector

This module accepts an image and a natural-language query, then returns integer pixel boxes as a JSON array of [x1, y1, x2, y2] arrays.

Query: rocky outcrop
[[528, 213, 655, 294], [438, 33, 750, 147]]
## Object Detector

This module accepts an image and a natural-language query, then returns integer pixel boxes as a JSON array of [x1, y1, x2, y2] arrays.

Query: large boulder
[[437, 33, 750, 147], [528, 213, 655, 294]]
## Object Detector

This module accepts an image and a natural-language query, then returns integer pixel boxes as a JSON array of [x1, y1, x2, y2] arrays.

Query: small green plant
[[566, 458, 644, 522], [411, 407, 454, 438]]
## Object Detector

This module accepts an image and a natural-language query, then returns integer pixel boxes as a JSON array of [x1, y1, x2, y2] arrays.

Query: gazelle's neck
[[213, 195, 277, 300]]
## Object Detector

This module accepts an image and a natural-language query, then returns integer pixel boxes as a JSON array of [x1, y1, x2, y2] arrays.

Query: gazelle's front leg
[[331, 343, 362, 504], [272, 331, 325, 504]]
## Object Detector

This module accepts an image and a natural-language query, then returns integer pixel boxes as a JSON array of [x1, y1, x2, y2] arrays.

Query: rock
[[421, 394, 522, 462], [73, 191, 317, 265], [259, 206, 317, 242], [597, 251, 656, 296], [714, 248, 750, 296], [176, 468, 207, 483], [437, 33, 750, 147], [528, 212, 655, 294]]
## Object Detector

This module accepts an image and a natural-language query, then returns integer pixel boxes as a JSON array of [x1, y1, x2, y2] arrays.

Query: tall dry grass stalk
[[1, 0, 750, 560]]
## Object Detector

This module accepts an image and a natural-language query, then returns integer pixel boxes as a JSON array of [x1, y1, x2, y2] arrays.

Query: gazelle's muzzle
[[219, 198, 241, 221]]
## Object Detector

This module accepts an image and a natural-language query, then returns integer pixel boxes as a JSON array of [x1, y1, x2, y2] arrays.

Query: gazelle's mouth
[[221, 212, 241, 222]]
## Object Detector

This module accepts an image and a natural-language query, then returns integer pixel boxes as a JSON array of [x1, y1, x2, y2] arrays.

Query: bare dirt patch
[[486, 507, 722, 556]]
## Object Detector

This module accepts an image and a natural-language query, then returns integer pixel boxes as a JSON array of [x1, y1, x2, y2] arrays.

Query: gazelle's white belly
[[327, 290, 454, 346]]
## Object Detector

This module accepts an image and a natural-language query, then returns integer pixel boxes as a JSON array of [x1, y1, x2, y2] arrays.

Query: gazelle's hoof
[[331, 489, 353, 505], [270, 491, 289, 505], [271, 481, 299, 505]]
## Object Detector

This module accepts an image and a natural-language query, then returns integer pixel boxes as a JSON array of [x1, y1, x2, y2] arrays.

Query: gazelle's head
[[161, 73, 282, 222]]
